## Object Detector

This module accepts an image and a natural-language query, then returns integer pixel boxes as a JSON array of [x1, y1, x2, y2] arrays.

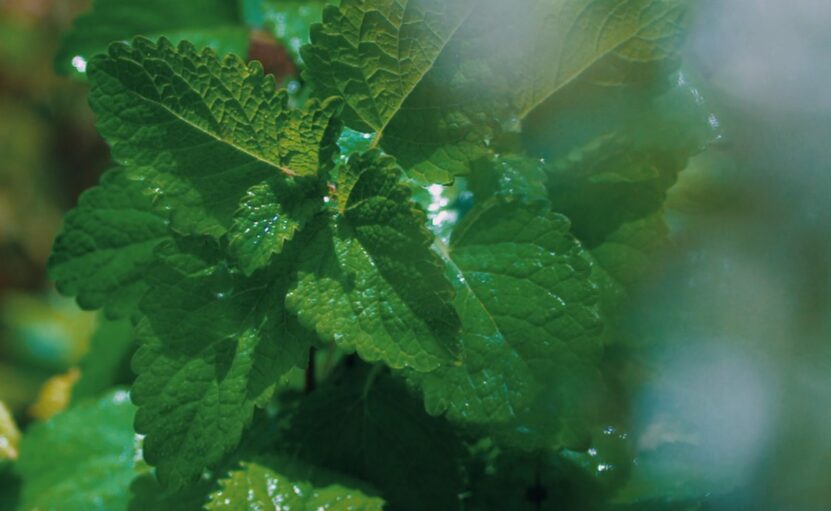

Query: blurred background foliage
[[0, 0, 829, 510], [0, 0, 104, 424]]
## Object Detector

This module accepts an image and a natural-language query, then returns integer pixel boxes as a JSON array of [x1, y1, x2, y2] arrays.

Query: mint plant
[[13, 0, 719, 509]]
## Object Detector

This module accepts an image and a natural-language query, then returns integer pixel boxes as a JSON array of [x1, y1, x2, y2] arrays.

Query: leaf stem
[[304, 346, 316, 393], [369, 130, 383, 149]]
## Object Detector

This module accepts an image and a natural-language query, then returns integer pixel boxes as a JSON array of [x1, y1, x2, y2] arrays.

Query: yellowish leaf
[[28, 368, 81, 421]]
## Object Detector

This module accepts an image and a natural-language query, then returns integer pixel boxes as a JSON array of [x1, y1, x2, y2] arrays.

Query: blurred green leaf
[[55, 0, 250, 77], [0, 292, 95, 371], [525, 72, 715, 246], [71, 317, 135, 404], [591, 215, 670, 289], [16, 389, 146, 511]]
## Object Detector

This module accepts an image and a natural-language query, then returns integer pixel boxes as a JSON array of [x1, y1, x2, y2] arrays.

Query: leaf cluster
[[10, 0, 722, 509]]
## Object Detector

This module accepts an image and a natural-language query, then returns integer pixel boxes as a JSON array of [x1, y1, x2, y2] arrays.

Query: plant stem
[[304, 346, 316, 393]]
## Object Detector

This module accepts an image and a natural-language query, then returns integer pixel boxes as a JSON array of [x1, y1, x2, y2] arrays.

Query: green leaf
[[301, 0, 478, 182], [88, 38, 342, 237], [127, 411, 293, 511], [128, 473, 214, 511], [229, 177, 322, 275], [132, 236, 310, 488], [469, 155, 549, 203], [15, 389, 145, 511], [303, 0, 688, 182], [288, 150, 460, 372], [525, 71, 715, 245], [207, 459, 384, 511], [302, 0, 475, 133], [48, 168, 169, 319], [410, 198, 605, 449], [71, 316, 136, 404], [505, 0, 688, 118], [581, 214, 671, 349], [591, 214, 670, 289], [280, 363, 466, 511], [56, 0, 249, 77]]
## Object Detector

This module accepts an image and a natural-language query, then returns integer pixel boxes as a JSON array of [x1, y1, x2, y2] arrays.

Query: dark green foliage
[[29, 0, 726, 509]]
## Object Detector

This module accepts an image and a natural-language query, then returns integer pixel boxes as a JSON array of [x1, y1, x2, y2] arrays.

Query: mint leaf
[[506, 0, 688, 118], [127, 411, 297, 511], [37, 2, 737, 507], [469, 155, 550, 203], [411, 198, 605, 449], [303, 0, 687, 182], [128, 474, 214, 511], [88, 38, 341, 236], [302, 0, 474, 133], [207, 459, 384, 511], [16, 390, 144, 511], [56, 0, 248, 77], [525, 72, 714, 245], [132, 237, 310, 488], [591, 214, 670, 289], [128, 464, 221, 511], [48, 168, 169, 318], [302, 0, 478, 182], [288, 150, 460, 372], [280, 363, 465, 511], [229, 177, 322, 275]]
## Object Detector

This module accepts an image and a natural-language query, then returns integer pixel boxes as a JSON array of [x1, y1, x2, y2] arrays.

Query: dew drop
[[71, 55, 87, 73]]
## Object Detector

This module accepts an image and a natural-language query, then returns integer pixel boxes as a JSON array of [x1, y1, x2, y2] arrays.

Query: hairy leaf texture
[[303, 0, 688, 182], [88, 37, 341, 237], [49, 168, 169, 318], [56, 0, 248, 77], [228, 177, 323, 275], [132, 237, 310, 488], [288, 150, 461, 372], [410, 198, 606, 450]]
